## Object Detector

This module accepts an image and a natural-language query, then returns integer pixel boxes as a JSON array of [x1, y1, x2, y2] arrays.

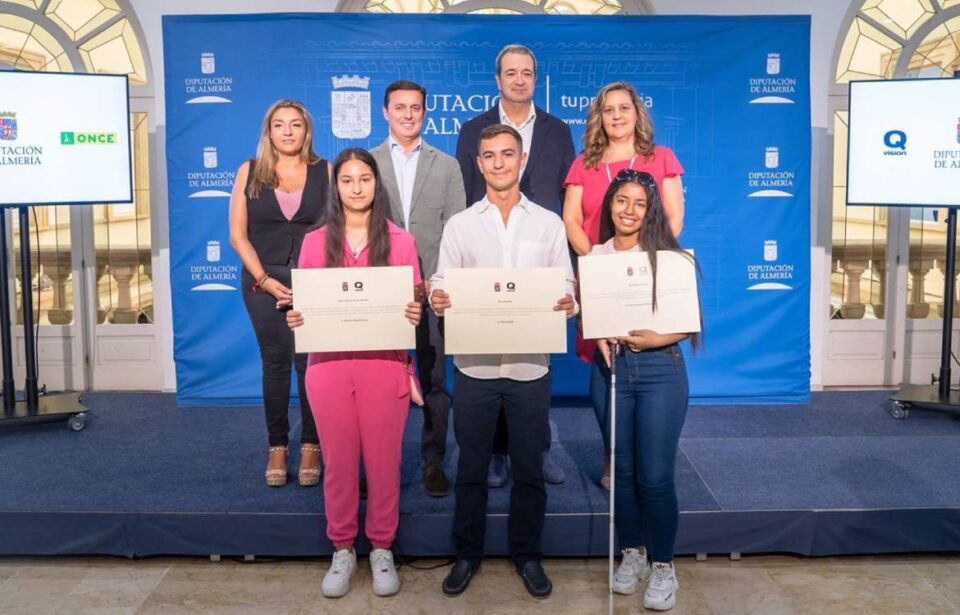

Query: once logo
[[60, 131, 117, 145]]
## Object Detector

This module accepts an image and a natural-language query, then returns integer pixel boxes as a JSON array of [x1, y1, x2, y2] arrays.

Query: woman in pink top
[[562, 82, 685, 489], [287, 148, 422, 599]]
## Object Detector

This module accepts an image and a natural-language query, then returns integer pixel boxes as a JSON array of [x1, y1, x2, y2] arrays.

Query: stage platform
[[1, 391, 958, 558]]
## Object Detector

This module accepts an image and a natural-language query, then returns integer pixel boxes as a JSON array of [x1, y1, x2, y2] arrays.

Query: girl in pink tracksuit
[[287, 148, 422, 598]]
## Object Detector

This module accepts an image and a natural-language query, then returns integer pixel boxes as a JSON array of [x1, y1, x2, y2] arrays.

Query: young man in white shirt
[[456, 44, 576, 487], [431, 124, 576, 599]]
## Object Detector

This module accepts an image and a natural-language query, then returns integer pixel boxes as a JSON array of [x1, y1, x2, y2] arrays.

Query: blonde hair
[[582, 82, 654, 170], [248, 99, 321, 198]]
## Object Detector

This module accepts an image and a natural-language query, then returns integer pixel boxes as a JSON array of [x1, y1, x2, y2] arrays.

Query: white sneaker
[[612, 547, 650, 595], [370, 548, 400, 596], [644, 562, 679, 611], [322, 548, 357, 598]]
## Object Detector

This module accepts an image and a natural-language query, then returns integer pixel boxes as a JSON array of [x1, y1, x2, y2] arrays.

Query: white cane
[[607, 342, 619, 615]]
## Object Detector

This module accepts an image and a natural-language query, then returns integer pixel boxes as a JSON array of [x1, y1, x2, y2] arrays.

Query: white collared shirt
[[430, 193, 577, 381], [389, 136, 422, 229], [498, 101, 536, 178]]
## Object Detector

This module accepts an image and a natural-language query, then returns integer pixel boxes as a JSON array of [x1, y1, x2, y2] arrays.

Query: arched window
[[336, 0, 652, 15], [0, 0, 153, 335], [831, 1, 960, 324]]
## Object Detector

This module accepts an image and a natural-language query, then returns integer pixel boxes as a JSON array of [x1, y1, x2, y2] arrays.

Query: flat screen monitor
[[0, 70, 132, 206], [847, 77, 960, 208]]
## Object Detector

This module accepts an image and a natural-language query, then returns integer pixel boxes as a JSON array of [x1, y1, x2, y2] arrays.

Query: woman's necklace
[[605, 155, 638, 184], [347, 231, 367, 258]]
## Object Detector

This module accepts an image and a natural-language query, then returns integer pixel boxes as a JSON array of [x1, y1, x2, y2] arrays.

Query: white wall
[[127, 0, 854, 392]]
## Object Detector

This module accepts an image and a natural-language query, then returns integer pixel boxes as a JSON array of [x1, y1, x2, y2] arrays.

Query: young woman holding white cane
[[587, 168, 700, 612]]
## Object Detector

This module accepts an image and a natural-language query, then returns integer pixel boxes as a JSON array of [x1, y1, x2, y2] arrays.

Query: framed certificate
[[579, 251, 701, 339], [444, 267, 567, 355], [292, 266, 415, 353]]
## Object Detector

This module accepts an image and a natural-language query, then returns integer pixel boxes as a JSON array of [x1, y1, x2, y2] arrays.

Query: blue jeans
[[589, 350, 612, 456], [591, 345, 688, 562]]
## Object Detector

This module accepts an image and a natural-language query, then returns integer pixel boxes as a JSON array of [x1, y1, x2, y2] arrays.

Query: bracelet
[[254, 273, 270, 292]]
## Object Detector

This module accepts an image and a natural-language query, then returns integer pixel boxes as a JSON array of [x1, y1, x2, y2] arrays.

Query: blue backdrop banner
[[163, 13, 810, 406]]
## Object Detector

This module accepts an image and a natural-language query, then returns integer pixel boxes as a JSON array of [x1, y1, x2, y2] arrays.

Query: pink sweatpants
[[306, 355, 410, 549]]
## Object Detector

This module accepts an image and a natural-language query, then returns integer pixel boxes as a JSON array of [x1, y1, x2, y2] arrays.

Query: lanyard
[[605, 155, 638, 184]]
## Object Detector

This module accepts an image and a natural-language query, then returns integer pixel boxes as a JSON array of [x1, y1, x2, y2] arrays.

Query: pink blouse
[[564, 145, 683, 245], [298, 220, 422, 365], [275, 189, 302, 221]]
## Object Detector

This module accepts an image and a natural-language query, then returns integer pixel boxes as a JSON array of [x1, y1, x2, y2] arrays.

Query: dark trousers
[[242, 272, 318, 447], [592, 345, 688, 562], [416, 309, 451, 464], [452, 370, 550, 568], [492, 406, 552, 455]]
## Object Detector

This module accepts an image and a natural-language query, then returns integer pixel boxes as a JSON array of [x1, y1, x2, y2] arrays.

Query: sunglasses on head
[[614, 168, 656, 187]]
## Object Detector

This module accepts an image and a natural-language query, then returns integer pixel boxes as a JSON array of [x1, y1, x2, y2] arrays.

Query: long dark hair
[[324, 148, 391, 268], [598, 169, 701, 350]]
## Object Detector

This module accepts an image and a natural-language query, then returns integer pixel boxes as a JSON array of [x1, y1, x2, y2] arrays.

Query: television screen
[[847, 78, 960, 208], [0, 70, 131, 206]]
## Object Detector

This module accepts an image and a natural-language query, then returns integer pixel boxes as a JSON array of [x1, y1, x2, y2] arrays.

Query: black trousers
[[416, 309, 451, 464], [241, 267, 318, 447], [492, 404, 552, 455], [453, 370, 550, 568]]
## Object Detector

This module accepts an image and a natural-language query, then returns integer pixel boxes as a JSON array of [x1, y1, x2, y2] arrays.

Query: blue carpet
[[680, 390, 957, 438], [2, 391, 959, 556]]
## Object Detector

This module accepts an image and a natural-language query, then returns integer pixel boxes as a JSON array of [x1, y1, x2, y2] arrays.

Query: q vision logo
[[883, 130, 907, 156]]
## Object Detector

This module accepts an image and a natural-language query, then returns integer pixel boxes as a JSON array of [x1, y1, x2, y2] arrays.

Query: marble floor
[[0, 553, 957, 615]]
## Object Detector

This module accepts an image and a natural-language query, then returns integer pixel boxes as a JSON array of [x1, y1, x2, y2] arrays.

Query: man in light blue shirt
[[388, 127, 420, 229], [371, 81, 466, 497]]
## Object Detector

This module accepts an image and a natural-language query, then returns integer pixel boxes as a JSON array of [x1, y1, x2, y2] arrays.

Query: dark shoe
[[542, 452, 565, 485], [518, 560, 552, 598], [423, 461, 450, 497], [487, 454, 508, 488], [442, 559, 478, 596]]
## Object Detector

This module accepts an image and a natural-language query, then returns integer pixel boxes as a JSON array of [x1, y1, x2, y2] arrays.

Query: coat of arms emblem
[[764, 240, 778, 262], [201, 52, 216, 75], [203, 146, 218, 169], [0, 112, 17, 141], [766, 53, 781, 75], [331, 75, 371, 139], [206, 241, 221, 263]]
